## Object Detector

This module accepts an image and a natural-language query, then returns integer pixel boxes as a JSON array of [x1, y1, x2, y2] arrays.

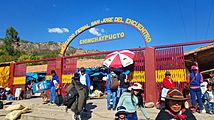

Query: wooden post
[[9, 62, 15, 94], [55, 57, 63, 85], [144, 47, 158, 103]]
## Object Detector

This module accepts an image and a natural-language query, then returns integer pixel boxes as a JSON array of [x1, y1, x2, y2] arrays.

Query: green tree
[[18, 54, 40, 62], [3, 26, 20, 56], [0, 55, 15, 62]]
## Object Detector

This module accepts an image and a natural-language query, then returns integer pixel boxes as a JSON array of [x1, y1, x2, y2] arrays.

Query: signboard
[[60, 17, 151, 55], [79, 32, 125, 45]]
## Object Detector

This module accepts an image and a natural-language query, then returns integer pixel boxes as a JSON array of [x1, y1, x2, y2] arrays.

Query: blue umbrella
[[26, 73, 38, 82], [90, 72, 107, 76], [122, 70, 130, 75]]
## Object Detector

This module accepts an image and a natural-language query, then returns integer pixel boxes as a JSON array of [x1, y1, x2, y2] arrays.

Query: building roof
[[184, 43, 214, 72], [185, 43, 214, 56]]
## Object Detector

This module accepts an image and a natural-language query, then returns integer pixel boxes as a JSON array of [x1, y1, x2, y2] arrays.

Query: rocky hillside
[[0, 39, 100, 56]]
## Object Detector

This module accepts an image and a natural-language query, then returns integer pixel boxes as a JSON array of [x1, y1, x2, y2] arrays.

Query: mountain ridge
[[0, 38, 100, 56]]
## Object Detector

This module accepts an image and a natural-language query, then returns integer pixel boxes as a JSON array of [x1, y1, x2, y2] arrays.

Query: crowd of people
[[0, 64, 213, 120], [0, 86, 12, 100], [157, 64, 214, 119], [63, 67, 150, 120]]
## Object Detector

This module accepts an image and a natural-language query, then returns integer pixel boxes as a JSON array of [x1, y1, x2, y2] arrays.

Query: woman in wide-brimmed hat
[[156, 88, 196, 120], [117, 83, 150, 120]]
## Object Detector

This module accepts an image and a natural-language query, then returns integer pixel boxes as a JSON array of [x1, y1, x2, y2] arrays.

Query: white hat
[[128, 83, 143, 91], [112, 73, 117, 76], [5, 87, 10, 91]]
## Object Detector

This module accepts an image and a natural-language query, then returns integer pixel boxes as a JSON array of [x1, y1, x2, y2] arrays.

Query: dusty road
[[1, 97, 213, 120]]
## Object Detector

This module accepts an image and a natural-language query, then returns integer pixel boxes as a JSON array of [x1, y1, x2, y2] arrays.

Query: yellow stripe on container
[[62, 74, 73, 83], [130, 71, 145, 82], [156, 69, 186, 83], [13, 76, 26, 85]]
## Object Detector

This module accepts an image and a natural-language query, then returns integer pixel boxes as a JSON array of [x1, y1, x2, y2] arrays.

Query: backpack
[[63, 82, 78, 108], [110, 76, 119, 90]]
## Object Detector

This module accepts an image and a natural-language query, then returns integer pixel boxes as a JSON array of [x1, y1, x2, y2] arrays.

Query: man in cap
[[187, 65, 205, 113], [78, 67, 91, 112], [49, 70, 60, 105]]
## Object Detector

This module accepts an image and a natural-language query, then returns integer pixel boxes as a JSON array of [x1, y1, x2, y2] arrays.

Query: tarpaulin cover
[[32, 80, 51, 93]]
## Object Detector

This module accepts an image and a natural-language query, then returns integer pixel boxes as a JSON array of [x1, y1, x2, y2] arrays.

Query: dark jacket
[[70, 79, 87, 114], [119, 74, 129, 89], [64, 81, 78, 108], [156, 109, 196, 120]]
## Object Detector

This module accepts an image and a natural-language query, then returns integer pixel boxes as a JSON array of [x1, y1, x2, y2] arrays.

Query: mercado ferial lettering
[[79, 32, 125, 45], [60, 17, 151, 55]]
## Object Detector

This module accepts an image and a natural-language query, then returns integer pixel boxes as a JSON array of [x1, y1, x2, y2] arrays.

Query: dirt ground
[[1, 97, 214, 120]]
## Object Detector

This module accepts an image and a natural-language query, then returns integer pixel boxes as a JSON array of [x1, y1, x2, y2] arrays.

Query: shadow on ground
[[80, 102, 97, 120]]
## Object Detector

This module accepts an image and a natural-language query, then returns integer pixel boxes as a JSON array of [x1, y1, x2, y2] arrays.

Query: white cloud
[[89, 28, 102, 36], [48, 28, 69, 33], [62, 28, 69, 32]]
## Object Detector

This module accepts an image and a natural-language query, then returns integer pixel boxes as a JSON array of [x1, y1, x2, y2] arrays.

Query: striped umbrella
[[103, 50, 135, 68]]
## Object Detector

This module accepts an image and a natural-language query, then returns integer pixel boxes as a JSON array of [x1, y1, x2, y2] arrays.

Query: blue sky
[[0, 0, 214, 52]]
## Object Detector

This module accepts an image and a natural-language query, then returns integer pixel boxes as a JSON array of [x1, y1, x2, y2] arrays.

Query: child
[[5, 87, 12, 100], [115, 106, 128, 120], [203, 84, 214, 114], [40, 91, 49, 104], [0, 86, 5, 100], [208, 71, 214, 90]]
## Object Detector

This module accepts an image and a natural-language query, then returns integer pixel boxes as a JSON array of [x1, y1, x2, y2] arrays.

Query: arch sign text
[[60, 17, 151, 56]]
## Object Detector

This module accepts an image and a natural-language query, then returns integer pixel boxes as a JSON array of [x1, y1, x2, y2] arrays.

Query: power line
[[177, 0, 188, 40], [194, 0, 197, 40], [205, 0, 214, 39]]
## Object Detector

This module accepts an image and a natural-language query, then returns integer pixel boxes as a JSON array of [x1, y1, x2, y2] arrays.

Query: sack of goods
[[32, 80, 51, 93], [5, 105, 31, 120]]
